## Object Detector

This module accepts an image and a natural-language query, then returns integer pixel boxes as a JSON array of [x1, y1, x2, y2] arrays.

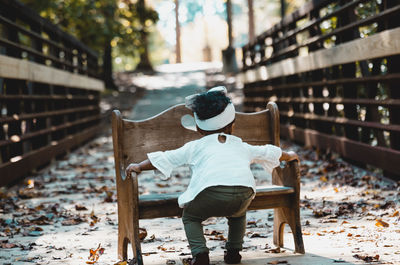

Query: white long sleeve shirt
[[147, 133, 282, 208]]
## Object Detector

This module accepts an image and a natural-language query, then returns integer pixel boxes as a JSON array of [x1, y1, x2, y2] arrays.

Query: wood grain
[[0, 54, 104, 91], [241, 27, 400, 83]]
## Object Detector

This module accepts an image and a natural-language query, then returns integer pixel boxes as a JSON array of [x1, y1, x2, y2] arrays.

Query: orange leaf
[[375, 219, 389, 228], [114, 262, 128, 265], [333, 187, 339, 193], [392, 210, 399, 217], [320, 176, 328, 182]]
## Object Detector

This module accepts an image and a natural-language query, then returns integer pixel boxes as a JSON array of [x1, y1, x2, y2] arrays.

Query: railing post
[[386, 0, 400, 151]]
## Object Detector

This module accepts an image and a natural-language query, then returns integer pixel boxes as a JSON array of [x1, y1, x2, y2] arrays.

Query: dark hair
[[192, 91, 231, 120]]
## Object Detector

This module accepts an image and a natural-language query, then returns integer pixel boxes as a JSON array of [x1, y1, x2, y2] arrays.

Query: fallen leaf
[[209, 234, 226, 241], [75, 205, 88, 211], [320, 176, 328, 182], [1, 242, 18, 248], [62, 216, 86, 226], [268, 261, 288, 265], [266, 247, 282, 253], [250, 233, 268, 238], [114, 260, 128, 265], [375, 219, 389, 228], [182, 258, 192, 265], [139, 228, 147, 241], [392, 210, 399, 217], [353, 254, 379, 262], [86, 243, 105, 264]]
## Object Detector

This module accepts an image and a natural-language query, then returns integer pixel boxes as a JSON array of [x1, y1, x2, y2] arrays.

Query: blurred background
[[19, 0, 306, 85]]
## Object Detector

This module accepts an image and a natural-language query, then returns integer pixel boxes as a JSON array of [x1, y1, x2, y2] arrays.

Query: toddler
[[125, 86, 298, 265]]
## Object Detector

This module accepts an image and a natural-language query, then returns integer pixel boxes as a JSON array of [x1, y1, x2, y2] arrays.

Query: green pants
[[182, 185, 254, 256]]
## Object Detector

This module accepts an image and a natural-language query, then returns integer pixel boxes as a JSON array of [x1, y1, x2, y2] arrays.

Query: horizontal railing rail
[[0, 0, 105, 186], [241, 0, 400, 179]]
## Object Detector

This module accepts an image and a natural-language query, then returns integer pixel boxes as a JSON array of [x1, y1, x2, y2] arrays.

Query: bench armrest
[[272, 158, 300, 191]]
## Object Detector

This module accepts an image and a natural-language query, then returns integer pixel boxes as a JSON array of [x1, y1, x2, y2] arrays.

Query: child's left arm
[[280, 151, 299, 162]]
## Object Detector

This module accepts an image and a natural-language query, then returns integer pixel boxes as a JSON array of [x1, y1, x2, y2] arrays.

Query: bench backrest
[[112, 102, 280, 180]]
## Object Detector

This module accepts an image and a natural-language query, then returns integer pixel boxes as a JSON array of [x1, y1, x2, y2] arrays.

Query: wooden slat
[[280, 124, 400, 177], [259, 4, 400, 65], [138, 186, 295, 219], [279, 110, 400, 133], [244, 73, 400, 93], [241, 27, 400, 82], [0, 0, 96, 58], [0, 94, 97, 101], [245, 97, 400, 107], [0, 105, 98, 123], [0, 14, 74, 56], [0, 115, 100, 148], [247, 0, 333, 47], [0, 125, 101, 186], [0, 36, 80, 70], [0, 54, 104, 91], [122, 104, 274, 164], [270, 0, 369, 48]]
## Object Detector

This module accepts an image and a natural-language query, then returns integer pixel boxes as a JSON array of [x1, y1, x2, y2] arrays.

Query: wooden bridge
[[241, 0, 400, 179], [0, 0, 104, 186], [1, 0, 400, 186]]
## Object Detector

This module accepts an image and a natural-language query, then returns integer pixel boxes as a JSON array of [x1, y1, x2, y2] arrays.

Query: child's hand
[[286, 151, 299, 162], [125, 163, 141, 177], [280, 151, 300, 163]]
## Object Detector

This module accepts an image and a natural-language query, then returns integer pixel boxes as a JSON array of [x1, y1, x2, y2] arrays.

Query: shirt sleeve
[[245, 143, 282, 173], [147, 141, 193, 178]]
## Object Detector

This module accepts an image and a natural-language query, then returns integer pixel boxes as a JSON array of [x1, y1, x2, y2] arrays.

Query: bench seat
[[138, 186, 294, 219]]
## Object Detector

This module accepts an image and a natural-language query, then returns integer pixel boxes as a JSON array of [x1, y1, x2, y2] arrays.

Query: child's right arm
[[280, 151, 299, 163], [125, 159, 156, 177]]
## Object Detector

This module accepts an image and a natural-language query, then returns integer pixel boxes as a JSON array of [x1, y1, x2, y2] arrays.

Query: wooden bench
[[111, 102, 304, 264]]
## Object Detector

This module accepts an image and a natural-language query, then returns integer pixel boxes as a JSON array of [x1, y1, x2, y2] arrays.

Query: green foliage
[[20, 0, 159, 67]]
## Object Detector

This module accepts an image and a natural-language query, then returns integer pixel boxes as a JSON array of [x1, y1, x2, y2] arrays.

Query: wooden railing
[[241, 0, 400, 178], [0, 0, 105, 186]]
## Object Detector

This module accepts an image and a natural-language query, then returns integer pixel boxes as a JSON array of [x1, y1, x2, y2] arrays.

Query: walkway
[[0, 64, 399, 265]]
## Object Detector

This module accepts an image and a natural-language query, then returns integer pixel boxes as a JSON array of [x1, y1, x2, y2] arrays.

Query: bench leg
[[118, 236, 129, 261], [130, 223, 144, 265], [273, 207, 305, 254]]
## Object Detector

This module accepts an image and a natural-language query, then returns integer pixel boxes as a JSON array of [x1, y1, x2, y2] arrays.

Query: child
[[125, 86, 299, 265]]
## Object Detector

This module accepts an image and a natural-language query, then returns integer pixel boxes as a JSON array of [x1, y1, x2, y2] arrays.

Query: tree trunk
[[222, 0, 238, 73], [136, 0, 154, 72], [247, 0, 255, 43], [175, 0, 181, 63], [226, 0, 233, 47], [103, 40, 116, 89], [280, 0, 286, 18]]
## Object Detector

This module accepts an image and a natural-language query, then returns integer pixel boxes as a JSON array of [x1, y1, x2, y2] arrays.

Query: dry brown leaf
[[320, 176, 328, 182], [268, 261, 288, 265], [266, 247, 282, 253], [375, 219, 389, 228], [392, 210, 399, 217], [75, 204, 88, 211], [114, 261, 127, 265], [353, 254, 379, 262], [1, 242, 18, 248], [139, 228, 147, 241], [86, 243, 105, 264]]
